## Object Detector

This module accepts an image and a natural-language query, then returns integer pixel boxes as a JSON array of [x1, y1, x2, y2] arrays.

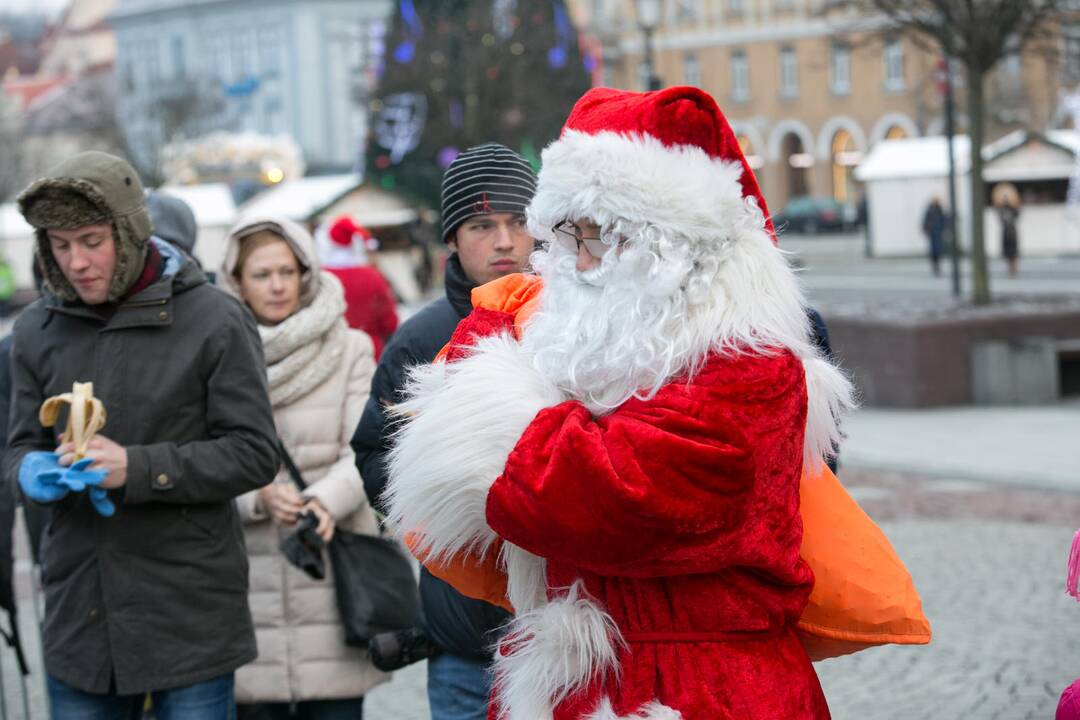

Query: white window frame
[[884, 38, 905, 92], [684, 52, 701, 87], [830, 43, 851, 95], [780, 46, 798, 99], [731, 50, 749, 102]]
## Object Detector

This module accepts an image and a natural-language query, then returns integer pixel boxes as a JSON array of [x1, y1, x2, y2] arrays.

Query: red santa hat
[[322, 215, 374, 268], [328, 215, 372, 247], [527, 86, 776, 249]]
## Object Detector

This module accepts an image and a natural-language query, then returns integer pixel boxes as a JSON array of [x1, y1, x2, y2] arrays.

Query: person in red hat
[[320, 215, 398, 359], [385, 87, 855, 719]]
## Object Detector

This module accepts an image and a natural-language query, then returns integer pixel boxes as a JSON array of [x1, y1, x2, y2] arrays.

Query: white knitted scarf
[[259, 272, 348, 408]]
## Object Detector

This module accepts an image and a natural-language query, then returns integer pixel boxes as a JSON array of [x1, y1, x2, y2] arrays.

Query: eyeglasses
[[552, 221, 616, 258]]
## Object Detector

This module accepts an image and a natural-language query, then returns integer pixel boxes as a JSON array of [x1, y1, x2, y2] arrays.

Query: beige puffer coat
[[223, 215, 388, 703]]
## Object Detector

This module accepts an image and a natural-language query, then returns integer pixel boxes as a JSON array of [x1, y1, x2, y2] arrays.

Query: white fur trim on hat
[[527, 129, 765, 246]]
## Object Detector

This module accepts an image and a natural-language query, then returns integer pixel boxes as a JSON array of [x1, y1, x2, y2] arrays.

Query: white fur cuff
[[384, 333, 564, 561]]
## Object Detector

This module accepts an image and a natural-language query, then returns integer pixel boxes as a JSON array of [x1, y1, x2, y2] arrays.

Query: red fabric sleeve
[[485, 351, 807, 578], [441, 308, 517, 363]]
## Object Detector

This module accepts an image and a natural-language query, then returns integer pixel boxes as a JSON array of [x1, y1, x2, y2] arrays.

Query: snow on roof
[[854, 136, 972, 181], [858, 130, 1080, 183], [238, 173, 361, 222], [158, 183, 236, 227]]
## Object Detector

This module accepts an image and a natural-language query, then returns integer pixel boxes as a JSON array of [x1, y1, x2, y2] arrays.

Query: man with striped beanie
[[351, 143, 536, 720], [439, 142, 537, 284]]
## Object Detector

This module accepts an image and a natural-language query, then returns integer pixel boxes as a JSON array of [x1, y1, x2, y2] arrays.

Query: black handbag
[[276, 439, 420, 646]]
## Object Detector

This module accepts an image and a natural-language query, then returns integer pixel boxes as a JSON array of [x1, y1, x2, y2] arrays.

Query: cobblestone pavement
[[818, 469, 1080, 720]]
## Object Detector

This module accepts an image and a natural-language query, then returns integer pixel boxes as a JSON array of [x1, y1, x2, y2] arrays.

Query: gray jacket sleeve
[[123, 307, 278, 505]]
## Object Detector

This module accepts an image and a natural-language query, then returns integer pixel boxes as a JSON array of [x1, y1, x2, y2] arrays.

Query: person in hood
[[220, 215, 387, 718], [7, 151, 278, 719], [350, 143, 537, 720], [145, 191, 198, 258], [317, 215, 398, 359]]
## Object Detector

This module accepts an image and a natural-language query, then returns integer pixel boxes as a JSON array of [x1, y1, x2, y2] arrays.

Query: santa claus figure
[[385, 87, 854, 719], [319, 215, 399, 358]]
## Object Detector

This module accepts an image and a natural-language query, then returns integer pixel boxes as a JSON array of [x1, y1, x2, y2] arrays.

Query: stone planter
[[822, 296, 1080, 407]]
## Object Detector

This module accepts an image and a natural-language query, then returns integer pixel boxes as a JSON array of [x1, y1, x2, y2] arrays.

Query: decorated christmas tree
[[368, 0, 593, 210]]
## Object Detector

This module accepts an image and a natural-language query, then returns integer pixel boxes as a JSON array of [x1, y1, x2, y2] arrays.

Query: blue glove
[[18, 452, 113, 516]]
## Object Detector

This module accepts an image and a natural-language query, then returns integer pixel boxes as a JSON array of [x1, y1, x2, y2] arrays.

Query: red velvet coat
[[445, 311, 830, 719]]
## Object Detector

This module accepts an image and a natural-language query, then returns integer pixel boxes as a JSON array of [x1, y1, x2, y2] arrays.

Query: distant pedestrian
[[222, 214, 388, 719], [921, 197, 947, 276], [993, 183, 1021, 278], [145, 191, 198, 259], [9, 150, 278, 719], [318, 215, 399, 359]]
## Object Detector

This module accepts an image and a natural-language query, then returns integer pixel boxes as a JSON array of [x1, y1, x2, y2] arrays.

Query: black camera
[[368, 627, 441, 672]]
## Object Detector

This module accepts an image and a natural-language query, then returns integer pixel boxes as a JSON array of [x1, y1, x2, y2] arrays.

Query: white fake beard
[[521, 243, 704, 415]]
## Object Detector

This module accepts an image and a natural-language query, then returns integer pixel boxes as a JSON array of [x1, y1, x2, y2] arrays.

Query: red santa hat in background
[[320, 215, 377, 269]]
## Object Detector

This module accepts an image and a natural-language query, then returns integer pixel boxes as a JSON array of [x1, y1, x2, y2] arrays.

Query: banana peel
[[39, 382, 106, 460]]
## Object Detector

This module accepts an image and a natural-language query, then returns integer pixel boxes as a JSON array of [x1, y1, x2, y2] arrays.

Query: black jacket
[[352, 254, 511, 660], [4, 243, 278, 694]]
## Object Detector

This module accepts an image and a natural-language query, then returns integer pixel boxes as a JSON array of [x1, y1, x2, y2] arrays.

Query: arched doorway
[[885, 125, 908, 140], [830, 129, 860, 203], [737, 134, 764, 178], [782, 132, 811, 200]]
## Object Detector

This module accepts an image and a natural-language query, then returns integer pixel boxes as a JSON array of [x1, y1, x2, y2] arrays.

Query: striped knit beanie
[[440, 143, 537, 243]]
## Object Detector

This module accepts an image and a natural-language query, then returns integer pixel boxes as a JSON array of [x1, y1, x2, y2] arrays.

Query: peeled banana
[[39, 382, 106, 460]]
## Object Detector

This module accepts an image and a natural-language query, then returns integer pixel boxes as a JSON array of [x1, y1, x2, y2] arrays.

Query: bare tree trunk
[[967, 67, 991, 305]]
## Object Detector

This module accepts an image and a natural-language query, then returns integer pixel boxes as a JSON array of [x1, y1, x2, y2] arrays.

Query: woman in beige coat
[[222, 215, 387, 719]]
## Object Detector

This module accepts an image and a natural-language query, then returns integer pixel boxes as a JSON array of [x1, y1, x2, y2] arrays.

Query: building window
[[774, 0, 795, 10], [637, 61, 649, 91], [672, 0, 698, 24], [731, 49, 749, 102], [884, 39, 904, 91], [728, 0, 745, 16], [684, 52, 701, 87], [145, 39, 162, 85], [780, 46, 798, 99], [1065, 26, 1080, 81], [171, 36, 185, 80], [830, 43, 851, 95], [259, 27, 281, 78]]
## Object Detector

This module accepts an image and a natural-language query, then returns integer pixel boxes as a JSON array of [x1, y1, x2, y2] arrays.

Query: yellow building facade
[[569, 0, 1071, 212]]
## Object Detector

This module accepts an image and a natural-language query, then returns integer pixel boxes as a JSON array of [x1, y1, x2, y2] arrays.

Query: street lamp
[[635, 0, 662, 91]]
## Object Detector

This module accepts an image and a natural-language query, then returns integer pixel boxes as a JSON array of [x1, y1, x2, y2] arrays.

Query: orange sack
[[416, 273, 930, 661]]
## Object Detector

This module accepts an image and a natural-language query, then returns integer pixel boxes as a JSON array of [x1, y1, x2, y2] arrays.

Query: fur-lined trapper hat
[[17, 151, 152, 303]]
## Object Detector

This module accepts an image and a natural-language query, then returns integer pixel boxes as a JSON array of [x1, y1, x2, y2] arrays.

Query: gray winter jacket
[[4, 241, 278, 695]]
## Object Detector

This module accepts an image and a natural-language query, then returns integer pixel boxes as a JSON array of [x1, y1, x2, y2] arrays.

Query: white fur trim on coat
[[494, 580, 624, 720], [803, 355, 857, 471], [384, 333, 564, 562], [585, 699, 683, 720]]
